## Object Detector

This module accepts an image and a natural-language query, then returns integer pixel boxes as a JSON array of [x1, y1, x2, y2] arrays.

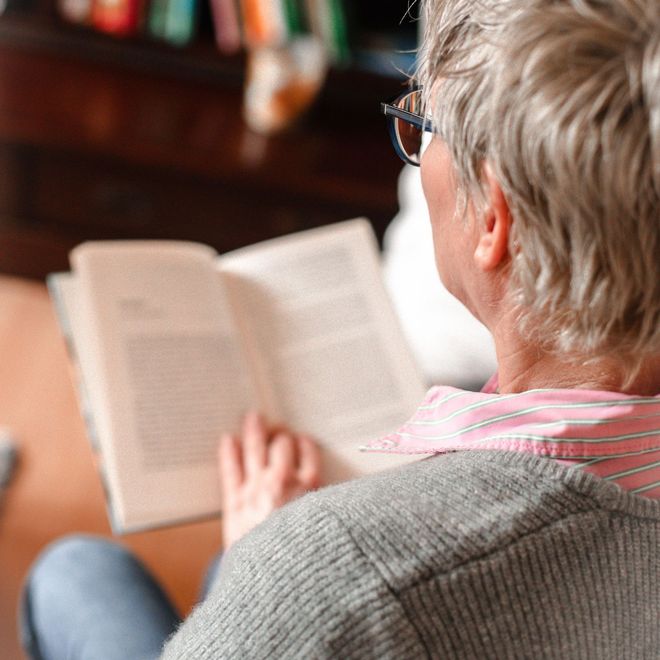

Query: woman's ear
[[474, 163, 512, 271]]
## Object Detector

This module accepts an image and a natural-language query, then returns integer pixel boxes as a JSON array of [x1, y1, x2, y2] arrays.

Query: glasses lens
[[394, 91, 423, 164]]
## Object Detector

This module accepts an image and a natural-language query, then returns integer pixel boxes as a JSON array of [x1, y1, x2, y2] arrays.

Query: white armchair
[[382, 165, 497, 390]]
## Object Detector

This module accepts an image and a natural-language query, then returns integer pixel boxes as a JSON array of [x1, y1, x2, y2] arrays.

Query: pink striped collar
[[363, 383, 660, 460]]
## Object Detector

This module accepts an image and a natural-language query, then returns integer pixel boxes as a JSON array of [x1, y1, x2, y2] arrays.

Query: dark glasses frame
[[380, 89, 435, 167]]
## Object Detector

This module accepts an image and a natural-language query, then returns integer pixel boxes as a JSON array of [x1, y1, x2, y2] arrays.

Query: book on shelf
[[236, 0, 350, 56], [49, 219, 426, 534], [91, 0, 143, 35], [51, 0, 404, 77], [282, 0, 305, 36], [148, 0, 198, 45], [240, 0, 287, 48], [208, 0, 241, 53], [162, 0, 198, 45], [305, 0, 350, 64], [56, 0, 92, 24], [147, 0, 168, 39]]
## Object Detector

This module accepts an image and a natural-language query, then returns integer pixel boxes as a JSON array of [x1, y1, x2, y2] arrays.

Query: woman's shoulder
[[288, 449, 660, 568], [162, 451, 660, 659]]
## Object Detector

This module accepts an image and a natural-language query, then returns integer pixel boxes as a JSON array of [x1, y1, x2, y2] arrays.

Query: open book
[[49, 219, 427, 533]]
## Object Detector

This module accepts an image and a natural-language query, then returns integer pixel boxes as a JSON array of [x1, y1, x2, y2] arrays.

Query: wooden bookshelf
[[0, 6, 410, 279]]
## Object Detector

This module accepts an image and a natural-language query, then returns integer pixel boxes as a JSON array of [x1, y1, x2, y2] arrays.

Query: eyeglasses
[[380, 89, 435, 167]]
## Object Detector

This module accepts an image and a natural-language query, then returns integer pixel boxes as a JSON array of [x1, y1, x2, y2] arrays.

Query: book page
[[219, 220, 427, 483], [70, 242, 260, 532]]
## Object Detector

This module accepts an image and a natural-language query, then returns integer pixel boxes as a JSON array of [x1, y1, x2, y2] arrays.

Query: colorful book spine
[[326, 0, 349, 63], [163, 0, 198, 45], [147, 0, 169, 39], [305, 0, 349, 64], [282, 0, 305, 36], [240, 0, 287, 48], [209, 0, 242, 54], [57, 0, 93, 24], [91, 0, 143, 36]]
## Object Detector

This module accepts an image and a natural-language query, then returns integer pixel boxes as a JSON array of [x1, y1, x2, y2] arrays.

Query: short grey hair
[[417, 0, 660, 370]]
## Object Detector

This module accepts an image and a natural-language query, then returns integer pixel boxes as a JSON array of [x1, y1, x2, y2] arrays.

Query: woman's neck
[[489, 310, 660, 396]]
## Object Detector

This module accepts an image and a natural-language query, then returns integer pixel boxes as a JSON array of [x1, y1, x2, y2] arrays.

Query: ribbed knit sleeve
[[160, 490, 428, 659]]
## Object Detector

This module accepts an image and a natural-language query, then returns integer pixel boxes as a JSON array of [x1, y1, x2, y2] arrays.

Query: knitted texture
[[161, 451, 660, 659]]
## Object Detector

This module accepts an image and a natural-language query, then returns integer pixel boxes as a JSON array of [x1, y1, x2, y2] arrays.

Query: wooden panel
[[29, 149, 368, 246], [0, 42, 400, 212], [0, 42, 402, 278]]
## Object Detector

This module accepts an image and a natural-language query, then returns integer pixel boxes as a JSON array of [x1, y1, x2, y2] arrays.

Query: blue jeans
[[20, 535, 222, 660]]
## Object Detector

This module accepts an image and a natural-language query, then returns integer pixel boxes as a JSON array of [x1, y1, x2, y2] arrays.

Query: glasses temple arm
[[380, 103, 435, 133]]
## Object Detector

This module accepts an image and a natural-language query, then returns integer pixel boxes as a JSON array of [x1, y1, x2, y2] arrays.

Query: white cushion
[[382, 165, 497, 390]]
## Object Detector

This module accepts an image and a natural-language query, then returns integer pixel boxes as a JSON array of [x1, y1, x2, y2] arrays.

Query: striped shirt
[[363, 375, 660, 499]]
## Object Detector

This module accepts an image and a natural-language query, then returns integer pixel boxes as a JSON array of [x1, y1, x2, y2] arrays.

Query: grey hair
[[417, 0, 660, 373]]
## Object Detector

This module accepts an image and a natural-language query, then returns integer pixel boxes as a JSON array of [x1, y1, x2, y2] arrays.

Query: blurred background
[[0, 2, 422, 657], [0, 0, 419, 279]]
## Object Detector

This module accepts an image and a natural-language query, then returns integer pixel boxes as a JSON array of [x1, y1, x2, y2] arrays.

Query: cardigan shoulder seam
[[320, 504, 433, 660]]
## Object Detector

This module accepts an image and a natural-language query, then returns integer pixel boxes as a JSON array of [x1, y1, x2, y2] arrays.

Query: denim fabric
[[20, 535, 183, 660]]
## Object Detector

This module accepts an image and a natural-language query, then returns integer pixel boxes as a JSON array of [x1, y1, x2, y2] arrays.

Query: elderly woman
[[23, 0, 659, 658]]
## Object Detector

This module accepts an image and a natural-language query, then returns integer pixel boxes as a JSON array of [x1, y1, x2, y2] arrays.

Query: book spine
[[91, 0, 142, 36], [99, 462, 123, 535], [282, 0, 304, 36], [46, 275, 102, 455], [326, 0, 349, 64], [162, 0, 198, 46], [209, 0, 242, 54], [147, 0, 169, 39], [57, 0, 93, 24], [240, 0, 287, 48], [305, 0, 349, 64]]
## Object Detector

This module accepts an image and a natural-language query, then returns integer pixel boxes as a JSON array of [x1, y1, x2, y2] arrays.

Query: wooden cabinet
[[0, 18, 405, 278]]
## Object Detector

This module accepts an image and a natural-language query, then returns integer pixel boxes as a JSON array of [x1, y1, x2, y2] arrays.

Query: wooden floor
[[0, 276, 221, 659]]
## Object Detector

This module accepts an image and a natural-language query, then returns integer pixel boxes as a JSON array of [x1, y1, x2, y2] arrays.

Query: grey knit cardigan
[[161, 450, 660, 659]]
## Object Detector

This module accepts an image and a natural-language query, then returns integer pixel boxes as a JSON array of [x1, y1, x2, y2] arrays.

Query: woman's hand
[[218, 411, 322, 549]]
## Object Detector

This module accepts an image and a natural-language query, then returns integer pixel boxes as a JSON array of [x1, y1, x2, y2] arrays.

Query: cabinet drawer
[[29, 150, 338, 251]]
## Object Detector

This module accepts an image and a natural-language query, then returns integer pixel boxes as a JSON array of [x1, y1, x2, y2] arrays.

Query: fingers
[[223, 412, 321, 497], [268, 432, 297, 482], [297, 434, 322, 489], [243, 411, 268, 476], [218, 433, 243, 504]]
